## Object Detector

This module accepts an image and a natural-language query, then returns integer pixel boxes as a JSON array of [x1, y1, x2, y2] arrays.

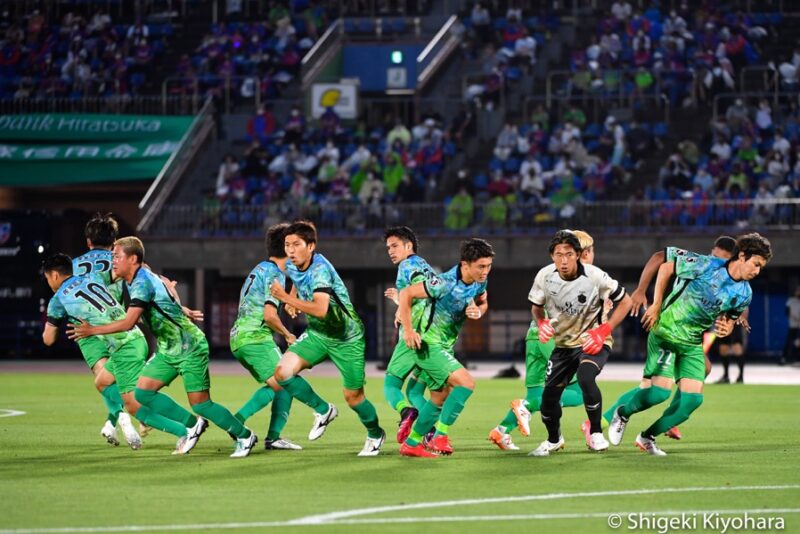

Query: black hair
[[460, 238, 495, 262], [266, 223, 289, 258], [383, 226, 418, 253], [713, 235, 737, 254], [284, 220, 317, 245], [736, 232, 773, 262], [548, 229, 582, 255], [84, 212, 119, 248], [43, 253, 73, 277]]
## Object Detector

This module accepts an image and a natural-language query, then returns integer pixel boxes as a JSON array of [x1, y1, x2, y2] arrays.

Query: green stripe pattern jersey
[[421, 265, 487, 347], [47, 275, 144, 353], [395, 254, 436, 335], [285, 253, 363, 341], [230, 260, 284, 352], [72, 249, 123, 302], [653, 254, 752, 345], [127, 267, 206, 358]]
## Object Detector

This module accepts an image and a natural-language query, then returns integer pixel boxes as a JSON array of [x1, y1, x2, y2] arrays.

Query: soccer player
[[42, 254, 196, 451], [396, 238, 494, 458], [268, 221, 386, 456], [489, 230, 594, 451], [70, 212, 138, 447], [608, 233, 772, 455], [69, 237, 257, 458], [604, 236, 737, 441], [230, 223, 301, 450], [382, 226, 436, 443], [528, 230, 632, 457]]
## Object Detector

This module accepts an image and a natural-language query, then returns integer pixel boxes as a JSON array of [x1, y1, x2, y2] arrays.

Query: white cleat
[[117, 413, 142, 450], [308, 403, 338, 441], [588, 432, 609, 452], [265, 437, 303, 450], [173, 435, 188, 455], [528, 436, 565, 457], [510, 399, 532, 437], [635, 433, 667, 456], [357, 429, 386, 457], [179, 417, 209, 454], [230, 430, 258, 458], [101, 420, 119, 446], [608, 406, 628, 446]]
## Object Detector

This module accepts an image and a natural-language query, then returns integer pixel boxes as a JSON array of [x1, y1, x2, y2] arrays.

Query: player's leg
[[429, 366, 474, 453], [576, 347, 610, 451], [530, 349, 576, 456], [232, 343, 281, 423], [383, 342, 420, 443], [405, 371, 427, 410], [716, 342, 731, 383], [400, 349, 450, 458], [274, 333, 333, 431], [264, 379, 300, 450], [94, 362, 122, 446], [134, 354, 197, 427], [82, 335, 123, 429], [732, 338, 745, 383], [561, 380, 584, 407], [493, 338, 549, 443], [603, 377, 651, 425]]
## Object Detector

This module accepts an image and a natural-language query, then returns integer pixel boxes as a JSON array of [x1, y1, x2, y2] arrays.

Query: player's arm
[[630, 250, 666, 316], [263, 303, 296, 344], [398, 282, 427, 349], [384, 287, 399, 306], [736, 307, 751, 332], [466, 292, 488, 319], [269, 279, 329, 318], [67, 307, 144, 339], [42, 323, 59, 346], [641, 261, 675, 331], [604, 292, 633, 329]]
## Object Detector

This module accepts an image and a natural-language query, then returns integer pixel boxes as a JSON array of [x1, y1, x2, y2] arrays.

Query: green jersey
[[128, 267, 206, 358], [72, 249, 124, 302], [421, 264, 487, 347], [653, 254, 752, 345], [286, 253, 363, 341], [47, 275, 144, 353], [230, 260, 284, 352], [395, 254, 436, 335]]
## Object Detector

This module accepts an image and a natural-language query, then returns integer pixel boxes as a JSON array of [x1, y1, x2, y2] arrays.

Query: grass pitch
[[1, 372, 799, 533]]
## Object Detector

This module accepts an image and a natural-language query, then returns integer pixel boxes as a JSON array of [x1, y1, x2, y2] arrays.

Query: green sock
[[618, 386, 672, 419], [434, 386, 473, 437], [100, 384, 124, 426], [643, 392, 703, 438], [193, 400, 250, 439], [604, 386, 640, 423], [235, 386, 275, 424], [405, 400, 441, 446], [135, 405, 187, 438], [561, 381, 584, 407], [134, 388, 197, 427], [351, 399, 383, 439], [267, 389, 292, 440], [277, 376, 329, 414], [405, 376, 427, 410], [660, 389, 682, 419], [383, 374, 409, 413]]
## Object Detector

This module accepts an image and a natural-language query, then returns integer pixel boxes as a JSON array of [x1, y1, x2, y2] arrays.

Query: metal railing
[[546, 68, 664, 109], [739, 66, 779, 94], [524, 93, 670, 126], [712, 91, 800, 120], [417, 15, 461, 93], [301, 19, 344, 90], [145, 198, 800, 238], [0, 95, 193, 116], [161, 75, 263, 114]]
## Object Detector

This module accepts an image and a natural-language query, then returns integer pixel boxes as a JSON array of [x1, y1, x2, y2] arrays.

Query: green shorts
[[141, 340, 211, 393], [386, 341, 422, 381], [525, 337, 555, 388], [233, 341, 282, 383], [644, 332, 706, 382], [108, 337, 148, 394], [77, 336, 110, 370], [290, 330, 366, 390], [414, 342, 463, 391]]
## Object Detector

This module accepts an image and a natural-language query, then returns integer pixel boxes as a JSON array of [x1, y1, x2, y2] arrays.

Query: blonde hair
[[571, 230, 594, 251], [114, 236, 145, 264]]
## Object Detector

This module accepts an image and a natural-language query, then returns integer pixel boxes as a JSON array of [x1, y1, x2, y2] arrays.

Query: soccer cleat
[[358, 429, 386, 457], [173, 435, 188, 455], [308, 403, 338, 441], [665, 426, 682, 440], [488, 427, 519, 451], [422, 429, 435, 448], [117, 413, 142, 450], [588, 432, 609, 452], [396, 407, 419, 443], [580, 419, 592, 447], [139, 423, 152, 438], [230, 430, 258, 458], [635, 433, 667, 456], [608, 406, 628, 446], [510, 399, 531, 436], [427, 434, 454, 455], [399, 442, 438, 458], [101, 420, 120, 446], [179, 417, 209, 454], [528, 436, 565, 457], [264, 437, 303, 450]]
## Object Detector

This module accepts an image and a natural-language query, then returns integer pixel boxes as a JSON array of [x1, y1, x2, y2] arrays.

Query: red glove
[[582, 323, 612, 355], [538, 319, 555, 343]]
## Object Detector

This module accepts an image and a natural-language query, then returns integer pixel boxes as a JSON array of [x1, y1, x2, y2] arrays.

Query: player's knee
[[576, 362, 600, 389], [343, 388, 364, 406], [274, 363, 294, 382], [680, 392, 704, 414], [646, 386, 672, 406], [134, 387, 155, 405]]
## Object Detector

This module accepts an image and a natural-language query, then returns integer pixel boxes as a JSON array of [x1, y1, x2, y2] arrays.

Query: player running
[[269, 221, 386, 456], [396, 238, 494, 458], [608, 233, 772, 455], [230, 223, 301, 450]]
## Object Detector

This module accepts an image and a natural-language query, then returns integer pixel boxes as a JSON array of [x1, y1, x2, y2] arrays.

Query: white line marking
[[0, 409, 26, 418], [0, 485, 797, 533]]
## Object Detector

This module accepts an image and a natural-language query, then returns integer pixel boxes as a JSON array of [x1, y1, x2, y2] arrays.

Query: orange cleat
[[665, 426, 682, 440], [399, 442, 438, 458], [426, 434, 454, 455]]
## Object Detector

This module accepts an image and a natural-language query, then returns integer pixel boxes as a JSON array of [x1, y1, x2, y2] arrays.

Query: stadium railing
[[712, 91, 799, 120], [417, 15, 460, 93], [0, 95, 192, 116], [145, 198, 800, 238], [301, 19, 344, 91], [524, 93, 670, 126], [545, 68, 664, 109]]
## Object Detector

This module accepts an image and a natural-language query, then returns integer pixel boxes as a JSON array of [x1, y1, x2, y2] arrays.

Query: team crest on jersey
[[0, 222, 10, 246]]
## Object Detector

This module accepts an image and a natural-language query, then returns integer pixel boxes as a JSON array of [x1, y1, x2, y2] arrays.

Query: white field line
[[1, 485, 798, 533], [0, 409, 26, 418]]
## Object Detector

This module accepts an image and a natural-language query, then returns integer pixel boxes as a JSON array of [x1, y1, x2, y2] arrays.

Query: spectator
[[216, 153, 240, 197], [386, 120, 412, 147], [444, 186, 474, 230], [247, 105, 276, 144], [318, 106, 341, 139], [494, 122, 519, 161], [482, 193, 508, 230], [283, 105, 306, 145], [755, 99, 773, 139]]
